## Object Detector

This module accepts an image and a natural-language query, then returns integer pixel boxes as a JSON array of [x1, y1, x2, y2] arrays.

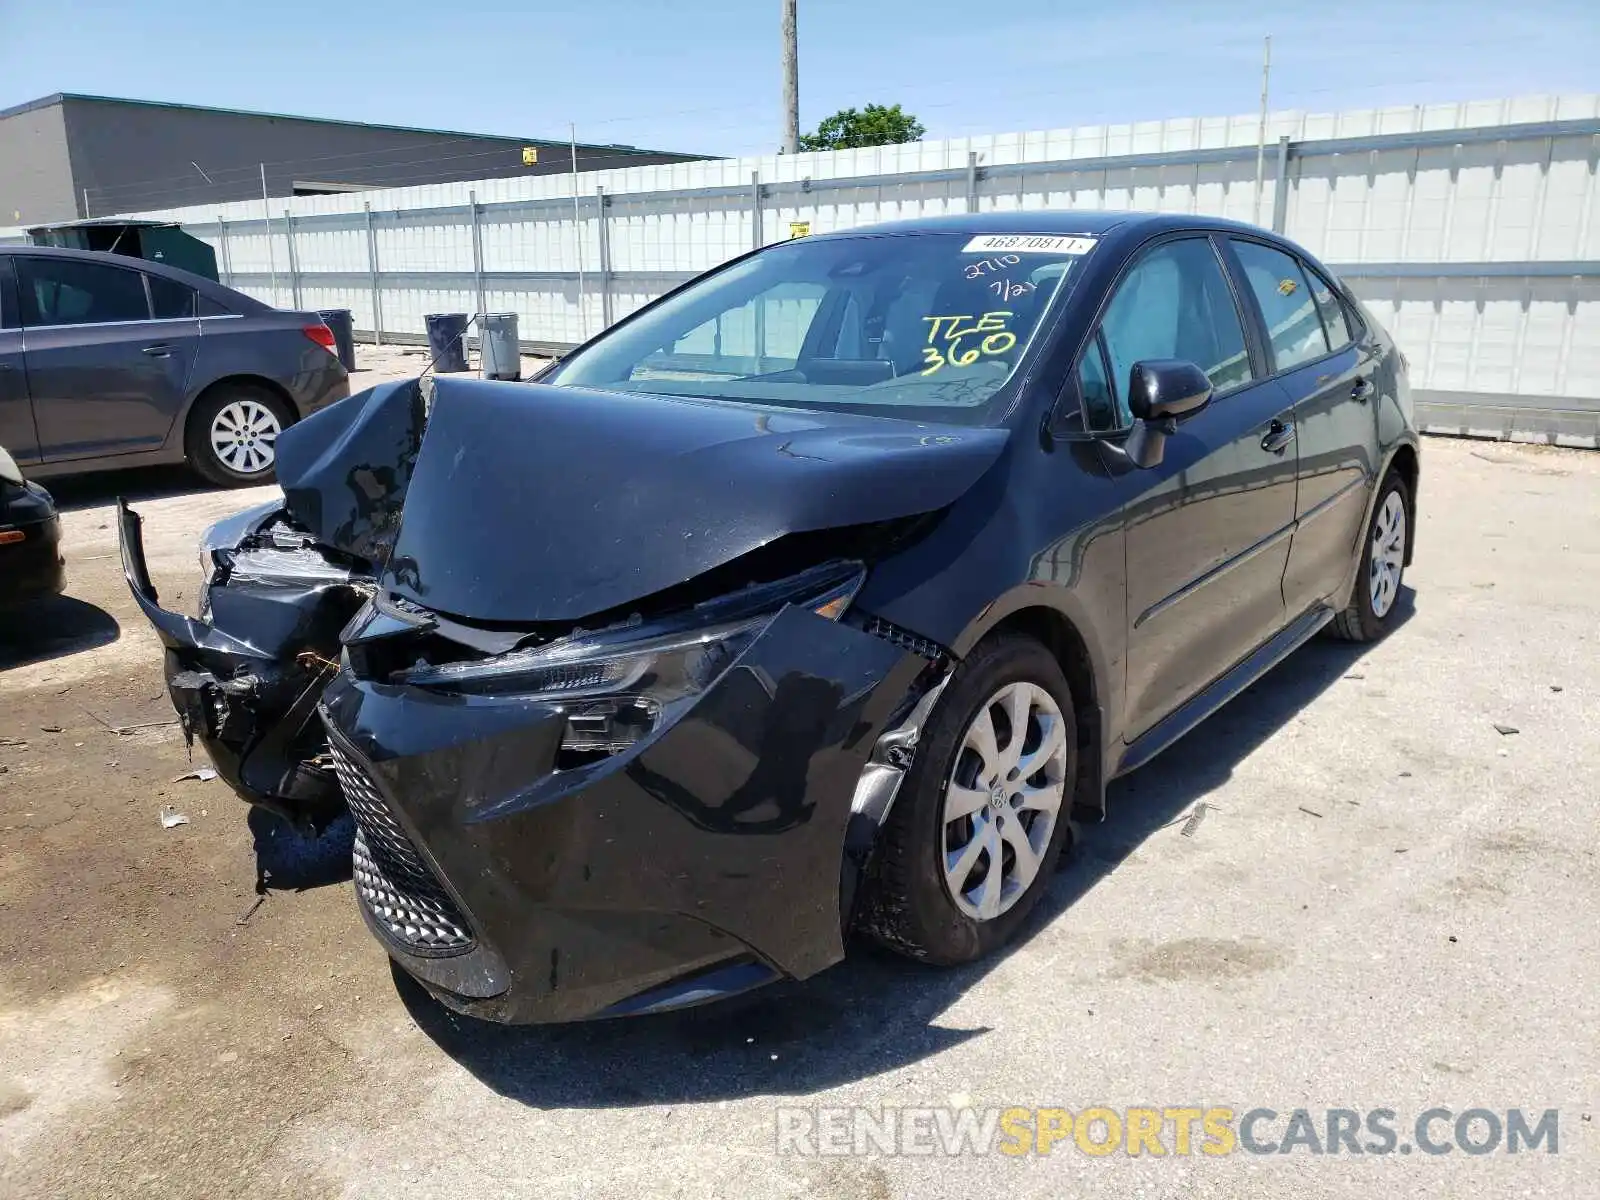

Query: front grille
[[328, 740, 475, 955]]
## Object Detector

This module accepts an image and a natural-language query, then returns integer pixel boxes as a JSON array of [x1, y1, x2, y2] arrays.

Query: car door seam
[[1133, 520, 1299, 630]]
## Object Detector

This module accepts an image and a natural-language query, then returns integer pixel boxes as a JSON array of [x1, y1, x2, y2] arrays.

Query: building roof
[[0, 92, 673, 154]]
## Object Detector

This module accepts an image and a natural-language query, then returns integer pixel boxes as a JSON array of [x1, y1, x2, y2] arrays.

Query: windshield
[[547, 231, 1096, 425]]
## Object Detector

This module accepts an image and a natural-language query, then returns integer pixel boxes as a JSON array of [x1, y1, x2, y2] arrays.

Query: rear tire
[[860, 634, 1077, 965], [186, 383, 293, 488], [1330, 471, 1410, 642]]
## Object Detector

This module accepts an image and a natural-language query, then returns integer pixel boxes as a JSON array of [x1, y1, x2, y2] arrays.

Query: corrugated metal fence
[[4, 94, 1598, 444]]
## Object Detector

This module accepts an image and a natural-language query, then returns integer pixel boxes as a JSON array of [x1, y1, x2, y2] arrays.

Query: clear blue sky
[[1, 0, 1595, 158]]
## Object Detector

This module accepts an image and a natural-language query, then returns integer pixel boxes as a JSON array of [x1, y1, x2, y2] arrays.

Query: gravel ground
[[0, 434, 1595, 1199]]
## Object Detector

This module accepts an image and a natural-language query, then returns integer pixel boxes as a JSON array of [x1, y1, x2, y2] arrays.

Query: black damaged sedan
[[119, 212, 1419, 1022]]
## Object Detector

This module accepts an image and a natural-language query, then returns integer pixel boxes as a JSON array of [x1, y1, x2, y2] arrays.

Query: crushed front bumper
[[117, 499, 367, 827], [318, 605, 925, 1023]]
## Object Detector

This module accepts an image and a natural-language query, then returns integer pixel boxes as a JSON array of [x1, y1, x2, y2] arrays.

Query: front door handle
[[1260, 419, 1296, 455], [142, 343, 173, 358], [1351, 376, 1374, 404]]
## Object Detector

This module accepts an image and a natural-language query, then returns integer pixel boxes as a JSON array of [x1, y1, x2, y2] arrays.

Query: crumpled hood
[[274, 376, 1008, 624]]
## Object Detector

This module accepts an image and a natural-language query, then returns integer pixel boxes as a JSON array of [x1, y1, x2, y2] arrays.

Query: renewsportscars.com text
[[775, 1105, 1561, 1158]]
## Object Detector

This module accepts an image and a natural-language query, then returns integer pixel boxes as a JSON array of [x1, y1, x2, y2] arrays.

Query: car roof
[[813, 210, 1280, 242], [0, 243, 267, 312]]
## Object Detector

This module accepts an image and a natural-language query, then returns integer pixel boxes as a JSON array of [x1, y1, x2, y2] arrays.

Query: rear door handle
[[142, 343, 173, 357], [1260, 419, 1296, 455], [1352, 377, 1374, 404]]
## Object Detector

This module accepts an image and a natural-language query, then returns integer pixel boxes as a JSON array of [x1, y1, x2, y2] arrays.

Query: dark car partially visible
[[0, 245, 348, 488], [0, 443, 64, 607]]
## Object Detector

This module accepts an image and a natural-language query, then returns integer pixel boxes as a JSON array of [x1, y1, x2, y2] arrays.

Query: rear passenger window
[[0, 260, 17, 330], [1232, 241, 1328, 372], [148, 275, 197, 319], [197, 294, 233, 317], [18, 258, 150, 327], [1305, 267, 1355, 352]]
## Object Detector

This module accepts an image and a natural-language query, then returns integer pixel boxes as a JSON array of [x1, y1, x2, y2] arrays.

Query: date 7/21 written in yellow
[[921, 311, 1017, 375]]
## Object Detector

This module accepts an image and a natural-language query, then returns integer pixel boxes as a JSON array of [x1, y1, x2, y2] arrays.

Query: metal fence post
[[1270, 136, 1292, 233], [966, 150, 980, 212], [596, 185, 613, 329], [216, 216, 232, 287], [283, 209, 302, 309], [469, 191, 487, 321], [751, 170, 764, 249], [364, 202, 382, 346]]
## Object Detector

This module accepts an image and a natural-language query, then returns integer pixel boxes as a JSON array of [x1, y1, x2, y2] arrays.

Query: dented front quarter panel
[[320, 606, 925, 1023]]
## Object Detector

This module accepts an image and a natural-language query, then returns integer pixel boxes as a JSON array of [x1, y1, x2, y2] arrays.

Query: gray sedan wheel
[[187, 385, 293, 488]]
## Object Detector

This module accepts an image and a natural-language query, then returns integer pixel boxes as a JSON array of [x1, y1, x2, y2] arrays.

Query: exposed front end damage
[[119, 499, 372, 829], [120, 375, 1005, 1021]]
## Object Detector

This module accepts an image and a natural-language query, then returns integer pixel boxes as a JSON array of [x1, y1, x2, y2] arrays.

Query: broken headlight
[[394, 564, 864, 758]]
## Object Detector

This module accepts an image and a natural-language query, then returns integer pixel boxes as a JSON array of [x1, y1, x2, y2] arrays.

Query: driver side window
[[1082, 237, 1254, 430]]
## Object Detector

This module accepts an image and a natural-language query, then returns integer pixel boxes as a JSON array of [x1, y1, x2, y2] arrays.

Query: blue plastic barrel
[[424, 313, 470, 373]]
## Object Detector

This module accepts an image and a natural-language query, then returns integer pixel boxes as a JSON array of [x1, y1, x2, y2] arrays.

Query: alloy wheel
[[209, 398, 282, 476], [1369, 490, 1406, 618], [941, 681, 1068, 921]]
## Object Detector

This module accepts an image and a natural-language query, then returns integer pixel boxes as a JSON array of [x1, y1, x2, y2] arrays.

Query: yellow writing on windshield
[[921, 311, 1018, 375]]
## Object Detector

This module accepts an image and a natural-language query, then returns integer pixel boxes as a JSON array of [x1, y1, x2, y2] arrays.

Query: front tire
[[186, 384, 292, 488], [861, 634, 1077, 965], [1330, 471, 1410, 642]]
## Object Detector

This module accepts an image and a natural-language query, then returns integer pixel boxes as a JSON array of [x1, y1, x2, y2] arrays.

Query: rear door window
[[148, 274, 198, 320], [18, 257, 152, 327], [1231, 240, 1329, 372], [1304, 266, 1355, 352], [0, 258, 17, 330]]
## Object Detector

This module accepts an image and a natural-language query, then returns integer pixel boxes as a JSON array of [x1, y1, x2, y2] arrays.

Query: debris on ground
[[1344, 672, 1366, 680], [1493, 723, 1520, 736], [159, 806, 191, 829], [1551, 685, 1564, 693], [236, 896, 267, 925], [1180, 802, 1209, 838], [1298, 806, 1325, 818], [171, 767, 218, 783], [81, 707, 181, 736], [39, 724, 62, 733], [0, 737, 27, 747]]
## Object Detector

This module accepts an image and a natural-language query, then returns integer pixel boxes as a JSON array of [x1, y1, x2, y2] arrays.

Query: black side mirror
[[1123, 359, 1213, 468]]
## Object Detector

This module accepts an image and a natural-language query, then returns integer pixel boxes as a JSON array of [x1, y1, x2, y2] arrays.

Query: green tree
[[797, 104, 927, 151]]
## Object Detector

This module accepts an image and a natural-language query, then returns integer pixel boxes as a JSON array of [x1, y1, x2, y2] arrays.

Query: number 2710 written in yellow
[[920, 311, 1018, 374]]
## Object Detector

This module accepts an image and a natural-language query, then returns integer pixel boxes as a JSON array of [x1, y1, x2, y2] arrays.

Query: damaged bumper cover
[[118, 498, 370, 827], [318, 605, 928, 1022]]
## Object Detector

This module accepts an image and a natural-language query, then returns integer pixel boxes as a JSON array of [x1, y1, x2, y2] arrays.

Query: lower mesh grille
[[329, 741, 475, 955]]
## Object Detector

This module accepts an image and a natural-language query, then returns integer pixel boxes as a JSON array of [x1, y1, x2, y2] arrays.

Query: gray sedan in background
[[0, 245, 348, 486]]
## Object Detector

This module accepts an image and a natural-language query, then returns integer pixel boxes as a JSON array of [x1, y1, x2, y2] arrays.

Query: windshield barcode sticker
[[962, 234, 1098, 255]]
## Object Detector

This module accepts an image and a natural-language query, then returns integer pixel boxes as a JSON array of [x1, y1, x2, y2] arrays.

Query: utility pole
[[1252, 34, 1272, 227], [781, 0, 799, 153]]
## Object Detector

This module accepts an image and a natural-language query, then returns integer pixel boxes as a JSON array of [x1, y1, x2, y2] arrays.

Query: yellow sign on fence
[[522, 146, 539, 166], [789, 221, 811, 239]]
